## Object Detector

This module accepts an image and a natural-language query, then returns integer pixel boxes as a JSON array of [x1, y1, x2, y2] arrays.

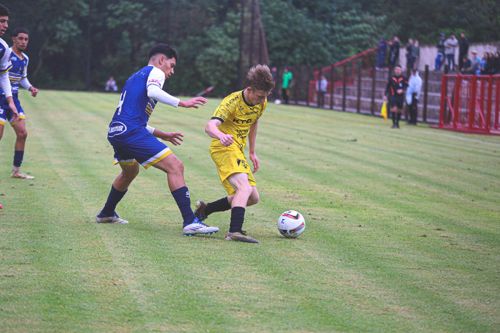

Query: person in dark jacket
[[384, 65, 408, 128], [389, 36, 400, 68], [458, 32, 469, 71]]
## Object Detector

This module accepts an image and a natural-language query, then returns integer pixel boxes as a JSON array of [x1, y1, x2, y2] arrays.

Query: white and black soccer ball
[[277, 210, 306, 238]]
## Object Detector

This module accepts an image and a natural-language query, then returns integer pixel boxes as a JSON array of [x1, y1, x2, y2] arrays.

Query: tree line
[[6, 0, 499, 95]]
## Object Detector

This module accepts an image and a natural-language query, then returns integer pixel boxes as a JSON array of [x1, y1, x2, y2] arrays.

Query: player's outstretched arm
[[29, 86, 39, 97], [205, 119, 233, 146], [179, 96, 207, 109], [248, 120, 260, 173], [147, 125, 184, 146]]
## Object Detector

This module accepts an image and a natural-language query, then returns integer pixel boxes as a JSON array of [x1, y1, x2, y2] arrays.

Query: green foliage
[[1, 91, 499, 332], [5, 0, 499, 93], [195, 12, 240, 95]]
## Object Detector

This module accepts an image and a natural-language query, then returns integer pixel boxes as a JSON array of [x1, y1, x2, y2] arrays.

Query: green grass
[[0, 90, 499, 333]]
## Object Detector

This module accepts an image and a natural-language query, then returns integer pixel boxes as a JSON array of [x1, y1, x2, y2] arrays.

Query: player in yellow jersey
[[195, 65, 274, 243]]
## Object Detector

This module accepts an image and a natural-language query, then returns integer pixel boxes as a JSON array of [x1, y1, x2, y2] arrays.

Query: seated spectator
[[461, 57, 472, 74], [105, 76, 118, 92], [470, 50, 482, 75], [480, 53, 489, 74], [494, 52, 500, 74], [483, 52, 496, 75]]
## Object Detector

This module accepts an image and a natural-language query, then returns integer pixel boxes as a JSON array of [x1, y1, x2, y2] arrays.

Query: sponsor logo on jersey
[[236, 158, 248, 169], [108, 121, 128, 137], [233, 117, 252, 124]]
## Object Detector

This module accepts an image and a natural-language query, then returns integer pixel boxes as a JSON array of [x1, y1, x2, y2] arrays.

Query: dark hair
[[148, 43, 177, 60], [12, 27, 28, 36], [0, 3, 9, 17], [394, 65, 402, 69]]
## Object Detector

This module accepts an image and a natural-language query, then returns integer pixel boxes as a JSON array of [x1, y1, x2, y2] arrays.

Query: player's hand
[[250, 152, 260, 173], [383, 96, 387, 102], [397, 89, 403, 94], [8, 102, 19, 122], [179, 97, 208, 109], [218, 133, 234, 146], [160, 132, 184, 145], [30, 86, 39, 97]]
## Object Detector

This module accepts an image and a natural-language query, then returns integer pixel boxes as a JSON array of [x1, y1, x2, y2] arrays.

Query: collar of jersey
[[241, 89, 255, 107]]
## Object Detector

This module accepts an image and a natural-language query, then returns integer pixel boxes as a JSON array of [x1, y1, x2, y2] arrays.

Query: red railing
[[308, 47, 377, 105], [439, 74, 500, 135]]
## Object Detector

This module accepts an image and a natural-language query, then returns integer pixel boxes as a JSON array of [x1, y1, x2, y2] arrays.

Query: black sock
[[100, 186, 127, 216], [392, 111, 397, 125], [229, 207, 245, 233], [396, 113, 401, 125], [206, 197, 231, 216], [171, 186, 196, 226], [13, 150, 24, 168]]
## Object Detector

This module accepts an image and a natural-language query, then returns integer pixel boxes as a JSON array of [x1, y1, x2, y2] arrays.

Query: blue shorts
[[108, 125, 172, 169], [0, 94, 26, 125]]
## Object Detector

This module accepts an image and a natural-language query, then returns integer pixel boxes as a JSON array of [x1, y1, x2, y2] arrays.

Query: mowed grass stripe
[[261, 117, 500, 202], [33, 92, 406, 330], [0, 90, 498, 332], [28, 92, 346, 331], [0, 100, 145, 331], [31, 92, 426, 330]]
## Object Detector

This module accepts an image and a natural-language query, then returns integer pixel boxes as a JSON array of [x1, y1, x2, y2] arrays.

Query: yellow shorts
[[210, 146, 256, 195]]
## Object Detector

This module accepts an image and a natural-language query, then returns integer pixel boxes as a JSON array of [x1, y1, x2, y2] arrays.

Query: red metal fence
[[439, 74, 500, 135]]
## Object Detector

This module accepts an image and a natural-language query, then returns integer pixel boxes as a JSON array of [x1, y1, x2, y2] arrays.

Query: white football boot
[[183, 217, 219, 236]]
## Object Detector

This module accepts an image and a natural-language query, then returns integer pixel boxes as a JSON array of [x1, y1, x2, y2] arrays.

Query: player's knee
[[170, 158, 184, 174], [17, 129, 28, 140], [235, 183, 252, 196], [248, 190, 260, 206], [122, 167, 139, 181]]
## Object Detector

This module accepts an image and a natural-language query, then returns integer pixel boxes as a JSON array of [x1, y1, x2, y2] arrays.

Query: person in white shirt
[[406, 69, 422, 125], [316, 74, 328, 108]]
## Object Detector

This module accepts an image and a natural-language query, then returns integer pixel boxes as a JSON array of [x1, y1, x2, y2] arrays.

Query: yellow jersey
[[210, 90, 267, 151]]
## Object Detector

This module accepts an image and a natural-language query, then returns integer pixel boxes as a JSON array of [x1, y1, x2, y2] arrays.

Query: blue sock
[[100, 186, 127, 217], [13, 150, 24, 168], [171, 186, 195, 226]]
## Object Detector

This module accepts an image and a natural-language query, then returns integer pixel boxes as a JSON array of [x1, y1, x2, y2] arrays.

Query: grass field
[[0, 90, 499, 333]]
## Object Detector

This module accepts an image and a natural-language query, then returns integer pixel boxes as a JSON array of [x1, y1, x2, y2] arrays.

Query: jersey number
[[116, 91, 127, 115]]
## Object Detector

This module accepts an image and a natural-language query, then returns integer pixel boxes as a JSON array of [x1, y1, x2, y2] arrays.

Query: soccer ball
[[277, 210, 306, 238]]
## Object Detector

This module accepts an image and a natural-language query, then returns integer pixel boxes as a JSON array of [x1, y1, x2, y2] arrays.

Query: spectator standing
[[105, 76, 118, 92], [435, 33, 446, 71], [406, 69, 422, 125], [316, 74, 327, 108], [412, 40, 420, 70], [406, 38, 415, 71], [376, 38, 387, 69], [281, 67, 293, 104], [458, 32, 469, 71], [444, 34, 458, 71], [270, 66, 278, 101], [389, 36, 400, 68]]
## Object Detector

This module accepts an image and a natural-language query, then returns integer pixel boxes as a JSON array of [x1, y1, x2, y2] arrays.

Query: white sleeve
[[0, 72, 12, 97], [146, 67, 179, 107], [0, 41, 11, 73], [20, 77, 32, 90]]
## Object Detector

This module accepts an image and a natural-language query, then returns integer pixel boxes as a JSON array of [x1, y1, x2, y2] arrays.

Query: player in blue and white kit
[[0, 3, 15, 209], [0, 27, 39, 179], [0, 4, 20, 152], [96, 44, 219, 236]]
